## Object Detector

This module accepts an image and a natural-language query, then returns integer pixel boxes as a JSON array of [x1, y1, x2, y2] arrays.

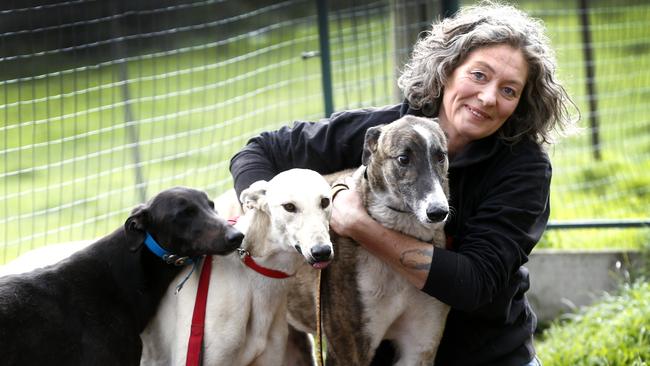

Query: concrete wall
[[526, 249, 645, 322]]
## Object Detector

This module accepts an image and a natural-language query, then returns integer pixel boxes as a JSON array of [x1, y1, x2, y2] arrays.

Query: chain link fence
[[1, 0, 649, 262]]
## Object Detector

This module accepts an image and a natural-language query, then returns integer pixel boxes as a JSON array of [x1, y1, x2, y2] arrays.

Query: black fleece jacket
[[229, 102, 550, 366]]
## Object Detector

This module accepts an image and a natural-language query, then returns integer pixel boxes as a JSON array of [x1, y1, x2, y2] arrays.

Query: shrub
[[537, 280, 650, 365]]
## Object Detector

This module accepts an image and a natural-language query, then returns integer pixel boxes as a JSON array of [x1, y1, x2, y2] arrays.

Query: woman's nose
[[478, 86, 497, 106]]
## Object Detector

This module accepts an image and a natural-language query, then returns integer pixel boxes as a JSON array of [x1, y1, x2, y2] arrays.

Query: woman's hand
[[330, 178, 368, 238], [329, 177, 431, 289]]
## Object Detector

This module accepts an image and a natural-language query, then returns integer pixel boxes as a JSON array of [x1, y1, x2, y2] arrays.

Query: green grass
[[1, 3, 649, 263], [0, 14, 387, 263]]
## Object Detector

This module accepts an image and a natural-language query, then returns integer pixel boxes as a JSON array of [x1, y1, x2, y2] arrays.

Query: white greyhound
[[140, 168, 334, 366]]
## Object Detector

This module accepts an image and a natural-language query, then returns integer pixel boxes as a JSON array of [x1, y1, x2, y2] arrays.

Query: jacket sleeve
[[423, 144, 551, 312], [229, 106, 402, 197]]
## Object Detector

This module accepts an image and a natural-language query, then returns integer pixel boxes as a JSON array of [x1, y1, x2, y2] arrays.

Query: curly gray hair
[[397, 0, 577, 144]]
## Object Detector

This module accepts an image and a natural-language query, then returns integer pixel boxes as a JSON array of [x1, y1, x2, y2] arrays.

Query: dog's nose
[[310, 244, 333, 262], [226, 229, 244, 247], [426, 207, 448, 223]]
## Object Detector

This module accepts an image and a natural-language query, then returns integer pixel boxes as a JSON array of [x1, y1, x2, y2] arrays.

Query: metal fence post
[[316, 0, 334, 117], [391, 0, 439, 100], [578, 0, 601, 161], [109, 3, 147, 202]]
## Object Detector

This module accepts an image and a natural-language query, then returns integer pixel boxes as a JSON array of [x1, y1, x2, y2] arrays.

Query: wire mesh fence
[[1, 0, 649, 263]]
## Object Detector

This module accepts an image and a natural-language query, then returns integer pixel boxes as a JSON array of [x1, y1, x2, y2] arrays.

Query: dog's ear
[[362, 125, 383, 165], [124, 203, 148, 251], [240, 180, 269, 213]]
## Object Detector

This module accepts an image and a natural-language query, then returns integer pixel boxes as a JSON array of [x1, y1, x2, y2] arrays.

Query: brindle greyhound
[[288, 115, 451, 365]]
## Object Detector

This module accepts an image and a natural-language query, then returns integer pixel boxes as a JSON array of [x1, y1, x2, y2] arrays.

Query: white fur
[[357, 251, 448, 365], [414, 123, 449, 226], [413, 124, 433, 148], [140, 169, 332, 366], [415, 182, 449, 225]]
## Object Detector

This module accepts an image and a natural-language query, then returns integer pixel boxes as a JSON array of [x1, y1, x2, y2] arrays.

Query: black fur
[[0, 186, 243, 366]]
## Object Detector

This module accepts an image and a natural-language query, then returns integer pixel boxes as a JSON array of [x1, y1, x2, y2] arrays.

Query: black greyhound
[[0, 186, 243, 366]]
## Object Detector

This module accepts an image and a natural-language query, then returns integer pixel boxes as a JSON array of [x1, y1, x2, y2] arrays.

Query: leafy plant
[[537, 280, 650, 366]]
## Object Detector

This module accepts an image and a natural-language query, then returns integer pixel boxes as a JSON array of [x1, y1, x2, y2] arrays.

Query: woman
[[230, 1, 576, 365]]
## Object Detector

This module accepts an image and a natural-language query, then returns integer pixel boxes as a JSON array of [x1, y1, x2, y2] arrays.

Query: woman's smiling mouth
[[466, 105, 490, 120]]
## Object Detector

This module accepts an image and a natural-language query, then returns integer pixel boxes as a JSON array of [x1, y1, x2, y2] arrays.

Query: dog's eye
[[435, 152, 447, 164], [397, 155, 410, 166], [320, 198, 330, 209], [282, 203, 297, 213], [182, 206, 197, 216], [208, 200, 215, 210]]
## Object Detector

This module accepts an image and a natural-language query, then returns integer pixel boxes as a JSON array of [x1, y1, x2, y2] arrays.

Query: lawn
[[1, 1, 649, 263]]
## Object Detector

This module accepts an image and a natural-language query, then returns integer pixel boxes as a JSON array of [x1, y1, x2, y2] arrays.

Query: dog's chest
[[355, 248, 449, 348], [202, 257, 291, 364], [356, 250, 412, 302], [354, 208, 446, 329]]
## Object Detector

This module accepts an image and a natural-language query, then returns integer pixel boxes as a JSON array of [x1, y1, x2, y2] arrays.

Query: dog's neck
[[235, 209, 302, 276], [103, 228, 185, 332]]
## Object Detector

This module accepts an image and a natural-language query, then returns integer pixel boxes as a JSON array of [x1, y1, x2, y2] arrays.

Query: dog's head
[[362, 115, 449, 226], [240, 169, 334, 269], [125, 186, 244, 257]]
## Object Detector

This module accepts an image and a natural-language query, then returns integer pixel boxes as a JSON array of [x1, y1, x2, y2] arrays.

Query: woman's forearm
[[331, 188, 433, 289], [347, 214, 433, 289]]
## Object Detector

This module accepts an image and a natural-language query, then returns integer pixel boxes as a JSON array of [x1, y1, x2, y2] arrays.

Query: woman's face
[[438, 44, 528, 151]]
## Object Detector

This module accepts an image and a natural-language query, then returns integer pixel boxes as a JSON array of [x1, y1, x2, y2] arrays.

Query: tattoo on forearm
[[400, 248, 433, 270]]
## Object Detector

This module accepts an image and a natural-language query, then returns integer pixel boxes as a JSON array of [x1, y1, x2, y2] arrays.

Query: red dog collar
[[238, 249, 293, 279]]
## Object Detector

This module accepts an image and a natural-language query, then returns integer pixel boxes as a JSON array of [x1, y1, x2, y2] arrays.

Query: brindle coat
[[287, 115, 451, 365]]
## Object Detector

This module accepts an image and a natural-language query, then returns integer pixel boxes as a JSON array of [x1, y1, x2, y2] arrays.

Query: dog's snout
[[310, 244, 333, 262], [426, 207, 448, 223], [225, 228, 244, 248]]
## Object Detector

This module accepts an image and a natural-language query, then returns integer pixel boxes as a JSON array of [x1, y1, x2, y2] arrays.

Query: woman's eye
[[282, 203, 297, 213], [397, 155, 410, 165], [502, 87, 517, 98], [471, 71, 486, 81]]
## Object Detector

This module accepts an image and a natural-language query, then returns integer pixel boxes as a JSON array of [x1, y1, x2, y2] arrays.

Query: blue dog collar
[[144, 232, 202, 294], [144, 232, 195, 266]]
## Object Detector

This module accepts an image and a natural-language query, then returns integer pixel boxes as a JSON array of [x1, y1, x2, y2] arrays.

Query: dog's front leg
[[321, 238, 373, 366], [284, 325, 316, 366], [391, 296, 449, 366]]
